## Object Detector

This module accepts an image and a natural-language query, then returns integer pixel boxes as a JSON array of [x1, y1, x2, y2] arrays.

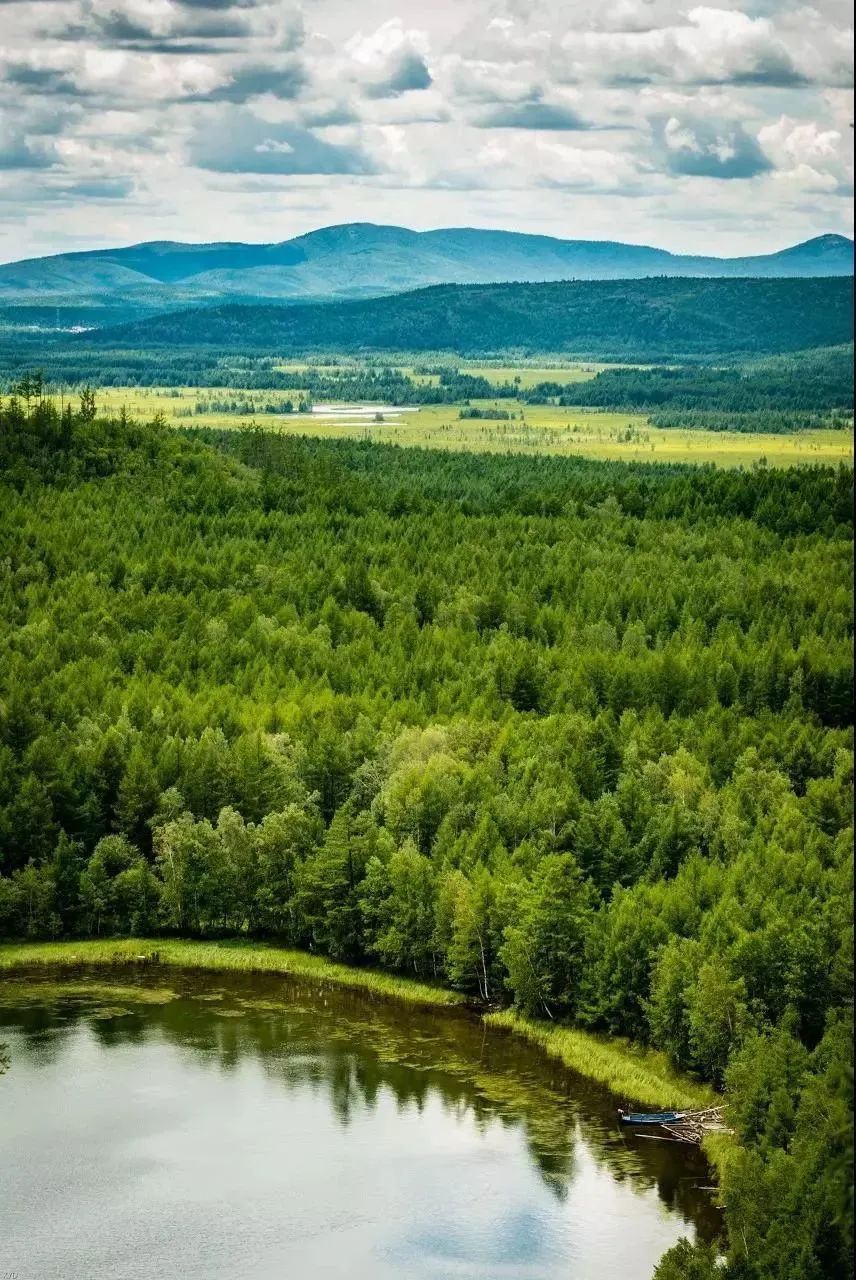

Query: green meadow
[[64, 384, 854, 469]]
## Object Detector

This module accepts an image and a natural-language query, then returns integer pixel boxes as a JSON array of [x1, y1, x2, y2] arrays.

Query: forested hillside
[[83, 276, 855, 359], [0, 393, 852, 1279]]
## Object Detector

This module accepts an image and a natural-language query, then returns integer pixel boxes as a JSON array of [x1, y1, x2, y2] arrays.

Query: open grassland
[[450, 363, 602, 387], [270, 359, 605, 387], [56, 385, 854, 469]]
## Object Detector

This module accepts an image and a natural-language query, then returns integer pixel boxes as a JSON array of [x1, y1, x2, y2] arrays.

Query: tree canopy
[[0, 389, 852, 1279]]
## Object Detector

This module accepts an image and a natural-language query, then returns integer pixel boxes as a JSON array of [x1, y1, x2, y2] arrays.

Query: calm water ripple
[[0, 967, 721, 1280]]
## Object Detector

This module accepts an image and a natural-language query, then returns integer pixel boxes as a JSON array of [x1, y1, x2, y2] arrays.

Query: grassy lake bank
[[0, 952, 723, 1279], [0, 938, 714, 1110], [486, 1010, 716, 1111], [0, 939, 463, 1008]]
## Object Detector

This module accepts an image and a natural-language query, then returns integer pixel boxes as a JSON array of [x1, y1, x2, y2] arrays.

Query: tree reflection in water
[[0, 966, 721, 1238]]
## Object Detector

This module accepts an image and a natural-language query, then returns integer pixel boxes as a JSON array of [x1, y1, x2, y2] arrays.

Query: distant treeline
[[646, 409, 852, 434], [531, 345, 854, 416], [459, 406, 513, 420], [0, 353, 516, 406], [1, 339, 851, 440], [194, 396, 300, 416]]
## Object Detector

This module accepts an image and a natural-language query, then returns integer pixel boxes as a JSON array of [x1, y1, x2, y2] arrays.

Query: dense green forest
[[76, 276, 854, 358], [0, 391, 852, 1279]]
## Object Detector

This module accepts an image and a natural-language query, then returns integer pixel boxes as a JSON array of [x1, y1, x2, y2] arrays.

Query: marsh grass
[[0, 939, 464, 1008], [49, 385, 854, 469], [486, 1010, 716, 1110]]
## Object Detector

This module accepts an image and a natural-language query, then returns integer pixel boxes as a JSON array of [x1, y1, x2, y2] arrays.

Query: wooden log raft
[[619, 1105, 733, 1144]]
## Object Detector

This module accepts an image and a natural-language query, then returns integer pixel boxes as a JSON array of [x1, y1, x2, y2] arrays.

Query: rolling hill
[[0, 225, 852, 327], [82, 275, 855, 359]]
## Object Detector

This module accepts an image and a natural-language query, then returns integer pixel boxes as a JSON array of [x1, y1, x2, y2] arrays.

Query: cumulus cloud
[[187, 108, 379, 174], [427, 132, 644, 193], [0, 0, 852, 254], [757, 114, 852, 195], [535, 138, 644, 190], [345, 20, 432, 98], [656, 114, 773, 178], [173, 0, 269, 9], [479, 4, 853, 87], [2, 63, 80, 95], [56, 174, 136, 197], [556, 8, 809, 87], [0, 121, 56, 170], [191, 58, 306, 102], [63, 0, 305, 53], [759, 115, 842, 167], [472, 96, 591, 130]]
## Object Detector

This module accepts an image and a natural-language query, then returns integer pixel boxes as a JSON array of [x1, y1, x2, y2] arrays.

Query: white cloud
[[344, 19, 432, 97], [759, 116, 842, 166], [553, 7, 839, 87], [424, 131, 645, 193], [657, 113, 772, 178], [0, 0, 852, 255], [757, 113, 852, 194]]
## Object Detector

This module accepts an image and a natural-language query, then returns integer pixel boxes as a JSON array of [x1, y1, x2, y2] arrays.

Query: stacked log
[[627, 1106, 733, 1144], [660, 1106, 732, 1144]]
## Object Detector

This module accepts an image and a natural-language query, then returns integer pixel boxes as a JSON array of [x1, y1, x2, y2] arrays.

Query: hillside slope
[[84, 276, 855, 359]]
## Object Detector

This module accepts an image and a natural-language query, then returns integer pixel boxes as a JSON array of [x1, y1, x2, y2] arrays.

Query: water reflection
[[0, 969, 721, 1280]]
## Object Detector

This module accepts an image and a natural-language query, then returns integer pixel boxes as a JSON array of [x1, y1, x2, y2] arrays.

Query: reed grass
[[0, 940, 715, 1110], [485, 1009, 716, 1110], [0, 939, 464, 1009]]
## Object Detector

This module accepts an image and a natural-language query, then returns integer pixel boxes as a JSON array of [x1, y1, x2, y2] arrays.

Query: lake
[[0, 968, 720, 1280]]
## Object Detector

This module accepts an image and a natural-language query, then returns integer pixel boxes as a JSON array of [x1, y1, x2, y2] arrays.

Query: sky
[[0, 0, 853, 262]]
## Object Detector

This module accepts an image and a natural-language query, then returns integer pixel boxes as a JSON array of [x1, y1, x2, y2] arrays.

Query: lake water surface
[[0, 968, 720, 1280]]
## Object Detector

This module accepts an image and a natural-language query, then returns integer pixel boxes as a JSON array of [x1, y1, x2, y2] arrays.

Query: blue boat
[[618, 1109, 685, 1126]]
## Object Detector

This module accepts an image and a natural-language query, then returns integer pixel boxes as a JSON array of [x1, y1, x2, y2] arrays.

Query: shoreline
[[0, 938, 463, 1009], [0, 937, 714, 1110]]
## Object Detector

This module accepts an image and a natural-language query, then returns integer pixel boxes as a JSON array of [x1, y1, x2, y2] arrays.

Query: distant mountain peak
[[781, 233, 854, 254], [0, 224, 851, 325]]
